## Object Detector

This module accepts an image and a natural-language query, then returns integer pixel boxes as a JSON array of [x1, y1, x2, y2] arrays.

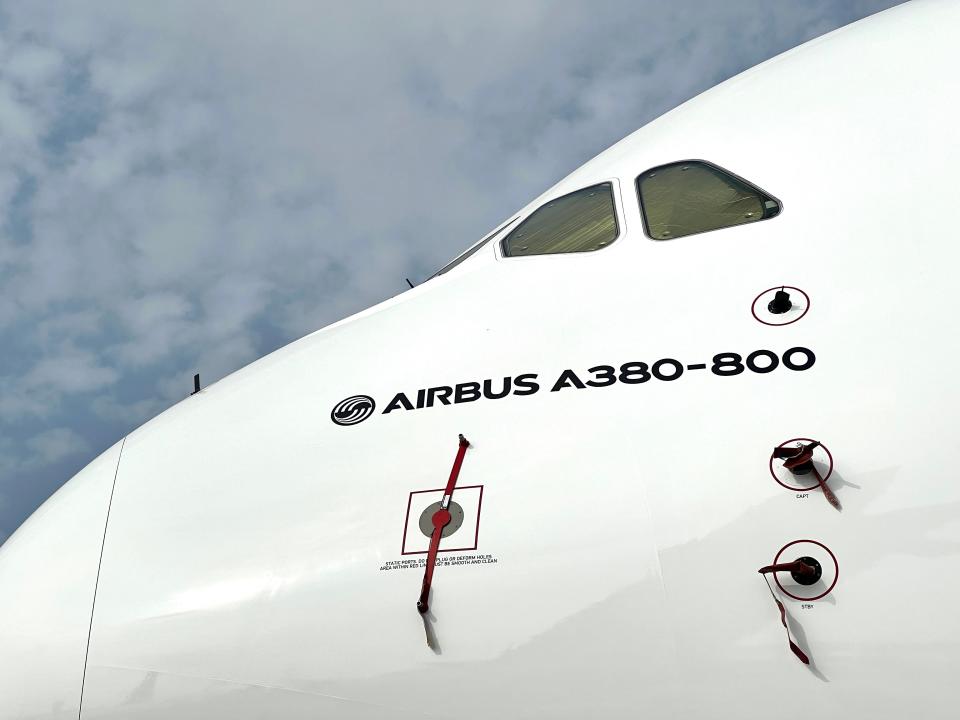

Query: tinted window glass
[[502, 182, 618, 257], [637, 161, 780, 240]]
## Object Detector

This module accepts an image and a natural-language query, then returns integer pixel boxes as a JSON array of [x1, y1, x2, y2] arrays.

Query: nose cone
[[0, 440, 123, 719]]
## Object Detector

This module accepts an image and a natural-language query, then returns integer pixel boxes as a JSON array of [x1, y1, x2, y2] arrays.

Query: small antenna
[[405, 278, 415, 289], [192, 373, 201, 395]]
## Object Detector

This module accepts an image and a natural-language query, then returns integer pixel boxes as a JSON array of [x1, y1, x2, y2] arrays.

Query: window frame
[[635, 159, 782, 241], [429, 215, 522, 279], [497, 178, 625, 261]]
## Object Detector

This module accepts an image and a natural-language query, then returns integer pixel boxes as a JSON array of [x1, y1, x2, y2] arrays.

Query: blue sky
[[0, 0, 903, 541]]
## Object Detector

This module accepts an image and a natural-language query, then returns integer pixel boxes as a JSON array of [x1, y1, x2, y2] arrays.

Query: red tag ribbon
[[417, 434, 470, 615]]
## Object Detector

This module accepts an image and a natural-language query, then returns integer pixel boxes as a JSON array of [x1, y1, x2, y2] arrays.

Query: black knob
[[792, 556, 822, 585], [767, 288, 792, 314]]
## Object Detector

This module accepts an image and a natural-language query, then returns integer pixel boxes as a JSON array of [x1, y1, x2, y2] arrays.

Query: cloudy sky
[[0, 0, 903, 541]]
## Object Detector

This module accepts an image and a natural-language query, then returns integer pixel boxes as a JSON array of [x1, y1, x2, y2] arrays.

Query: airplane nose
[[0, 440, 123, 720]]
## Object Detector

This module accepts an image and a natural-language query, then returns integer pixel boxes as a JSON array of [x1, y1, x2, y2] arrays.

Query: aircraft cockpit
[[432, 160, 781, 276]]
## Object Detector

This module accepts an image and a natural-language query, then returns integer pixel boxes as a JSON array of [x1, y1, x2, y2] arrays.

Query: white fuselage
[[2, 2, 958, 718]]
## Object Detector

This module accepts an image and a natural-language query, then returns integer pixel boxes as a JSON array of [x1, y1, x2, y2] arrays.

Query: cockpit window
[[502, 182, 618, 257], [637, 160, 780, 240], [432, 216, 520, 278]]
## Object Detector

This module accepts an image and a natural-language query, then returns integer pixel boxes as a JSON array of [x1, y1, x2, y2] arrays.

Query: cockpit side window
[[501, 182, 618, 257], [637, 160, 780, 240], [431, 216, 520, 278]]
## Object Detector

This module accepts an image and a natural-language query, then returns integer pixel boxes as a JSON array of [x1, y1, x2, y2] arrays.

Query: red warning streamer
[[417, 434, 470, 615], [762, 574, 810, 665]]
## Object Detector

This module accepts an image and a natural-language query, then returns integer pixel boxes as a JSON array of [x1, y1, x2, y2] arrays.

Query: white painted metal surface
[[0, 442, 122, 720], [2, 1, 959, 717]]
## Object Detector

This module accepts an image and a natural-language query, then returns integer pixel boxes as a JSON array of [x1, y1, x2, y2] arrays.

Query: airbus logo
[[330, 395, 376, 426]]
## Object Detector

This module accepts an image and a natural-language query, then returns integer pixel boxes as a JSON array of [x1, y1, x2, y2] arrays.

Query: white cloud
[[25, 427, 88, 466], [23, 345, 118, 395], [0, 426, 88, 476]]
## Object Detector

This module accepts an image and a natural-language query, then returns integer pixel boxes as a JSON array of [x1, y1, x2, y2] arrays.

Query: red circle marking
[[772, 539, 839, 601], [751, 286, 810, 326], [769, 437, 833, 492], [432, 509, 452, 528]]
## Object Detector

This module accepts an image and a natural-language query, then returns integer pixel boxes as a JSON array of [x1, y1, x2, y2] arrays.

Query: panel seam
[[77, 436, 127, 719]]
